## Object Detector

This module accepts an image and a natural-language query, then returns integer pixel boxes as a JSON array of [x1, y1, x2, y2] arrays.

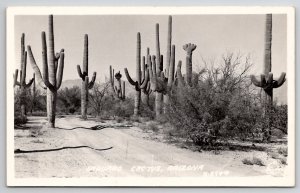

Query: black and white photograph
[[6, 7, 295, 186]]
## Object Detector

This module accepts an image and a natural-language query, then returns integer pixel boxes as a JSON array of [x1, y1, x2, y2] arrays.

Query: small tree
[[89, 82, 110, 116]]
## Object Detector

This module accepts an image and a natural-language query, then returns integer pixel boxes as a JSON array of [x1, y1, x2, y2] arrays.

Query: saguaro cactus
[[27, 15, 65, 128], [110, 65, 125, 100], [147, 16, 176, 116], [124, 32, 149, 116], [183, 43, 197, 86], [250, 14, 286, 142], [141, 55, 152, 106], [14, 33, 34, 119], [77, 34, 97, 120]]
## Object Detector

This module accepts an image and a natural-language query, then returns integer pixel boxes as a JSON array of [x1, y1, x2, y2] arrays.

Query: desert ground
[[14, 116, 287, 178]]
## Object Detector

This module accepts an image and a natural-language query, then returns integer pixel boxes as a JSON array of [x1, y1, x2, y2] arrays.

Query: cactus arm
[[25, 78, 34, 89], [140, 69, 149, 89], [27, 46, 47, 89], [19, 70, 22, 83], [21, 51, 27, 85], [83, 34, 88, 74], [273, 72, 286, 88], [166, 16, 172, 78], [155, 23, 161, 71], [141, 56, 146, 81], [41, 31, 53, 90], [88, 72, 96, 89], [152, 55, 157, 77], [56, 51, 64, 90], [167, 45, 175, 88], [149, 55, 158, 91], [146, 81, 151, 93], [122, 81, 126, 99], [13, 69, 21, 87], [109, 65, 116, 93], [251, 74, 265, 87], [77, 65, 84, 80], [177, 60, 185, 86], [124, 68, 137, 86], [266, 72, 273, 84]]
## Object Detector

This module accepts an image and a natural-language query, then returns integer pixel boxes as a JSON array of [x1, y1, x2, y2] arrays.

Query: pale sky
[[14, 14, 287, 83]]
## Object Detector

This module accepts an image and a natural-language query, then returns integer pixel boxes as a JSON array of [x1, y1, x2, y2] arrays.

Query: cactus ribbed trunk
[[47, 15, 56, 127], [262, 14, 273, 141], [264, 14, 273, 108], [77, 34, 97, 119], [81, 77, 88, 120], [14, 33, 34, 119], [166, 16, 172, 77], [264, 14, 272, 75], [155, 92, 163, 116], [142, 93, 149, 106], [27, 15, 65, 128], [134, 33, 141, 116], [250, 14, 286, 142], [20, 87, 26, 118], [163, 45, 175, 113], [124, 32, 149, 116], [47, 89, 57, 128], [186, 51, 193, 86], [155, 23, 163, 117]]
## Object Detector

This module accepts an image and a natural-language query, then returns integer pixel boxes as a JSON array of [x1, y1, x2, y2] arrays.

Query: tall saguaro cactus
[[250, 14, 286, 141], [124, 32, 149, 116], [14, 33, 34, 118], [27, 15, 65, 128], [77, 34, 97, 120], [183, 43, 197, 87], [110, 65, 125, 100]]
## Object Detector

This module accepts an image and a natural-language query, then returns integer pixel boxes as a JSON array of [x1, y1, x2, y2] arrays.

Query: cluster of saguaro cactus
[[13, 33, 35, 118], [110, 65, 125, 100], [124, 33, 150, 116], [250, 14, 286, 142], [77, 34, 97, 120], [27, 15, 65, 128], [146, 16, 178, 116]]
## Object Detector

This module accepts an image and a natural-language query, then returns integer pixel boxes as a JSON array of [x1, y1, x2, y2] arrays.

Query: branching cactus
[[27, 15, 65, 128], [141, 56, 152, 106], [14, 33, 34, 118], [250, 14, 286, 142], [124, 32, 149, 116], [183, 43, 197, 87], [147, 16, 176, 116], [77, 34, 97, 120], [110, 66, 125, 100]]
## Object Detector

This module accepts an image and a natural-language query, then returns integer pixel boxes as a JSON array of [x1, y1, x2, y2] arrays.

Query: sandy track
[[14, 116, 286, 178]]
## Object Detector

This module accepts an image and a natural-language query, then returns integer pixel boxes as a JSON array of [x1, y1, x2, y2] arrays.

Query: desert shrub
[[166, 53, 263, 146], [89, 82, 111, 116], [242, 157, 265, 166], [57, 86, 81, 114], [14, 115, 27, 125]]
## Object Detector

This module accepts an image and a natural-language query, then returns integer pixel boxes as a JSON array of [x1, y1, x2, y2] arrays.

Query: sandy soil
[[14, 116, 287, 178]]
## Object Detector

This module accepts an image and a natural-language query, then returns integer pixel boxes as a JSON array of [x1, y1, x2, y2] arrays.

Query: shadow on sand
[[14, 146, 113, 154], [55, 125, 132, 131]]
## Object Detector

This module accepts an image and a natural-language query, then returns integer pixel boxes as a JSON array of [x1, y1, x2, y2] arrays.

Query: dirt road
[[14, 116, 286, 178]]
